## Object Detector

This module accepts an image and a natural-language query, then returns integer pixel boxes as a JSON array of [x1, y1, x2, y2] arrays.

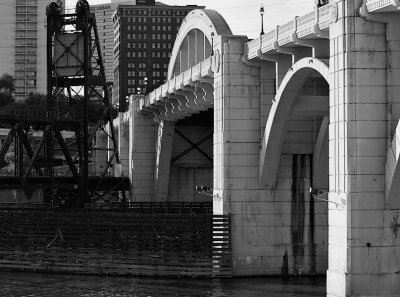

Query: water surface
[[0, 271, 325, 297]]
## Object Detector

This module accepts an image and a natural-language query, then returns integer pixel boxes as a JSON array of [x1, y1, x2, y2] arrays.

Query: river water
[[0, 271, 325, 297]]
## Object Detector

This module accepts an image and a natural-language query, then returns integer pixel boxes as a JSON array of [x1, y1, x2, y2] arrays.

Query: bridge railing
[[318, 3, 333, 29], [366, 0, 398, 11], [296, 11, 316, 38], [142, 56, 213, 111], [261, 29, 277, 52], [247, 38, 260, 59], [246, 3, 334, 58], [277, 20, 295, 45], [201, 56, 212, 77]]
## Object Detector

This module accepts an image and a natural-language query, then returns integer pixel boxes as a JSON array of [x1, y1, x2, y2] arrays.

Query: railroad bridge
[[110, 0, 400, 295]]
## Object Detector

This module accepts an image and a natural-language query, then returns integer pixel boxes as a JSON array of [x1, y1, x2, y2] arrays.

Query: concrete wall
[[129, 97, 157, 201], [328, 0, 391, 295]]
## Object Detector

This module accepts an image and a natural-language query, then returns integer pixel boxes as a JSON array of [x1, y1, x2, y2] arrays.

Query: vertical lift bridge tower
[[0, 0, 129, 205]]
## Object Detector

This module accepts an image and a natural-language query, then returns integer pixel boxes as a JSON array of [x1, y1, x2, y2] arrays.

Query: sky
[[65, 0, 315, 39]]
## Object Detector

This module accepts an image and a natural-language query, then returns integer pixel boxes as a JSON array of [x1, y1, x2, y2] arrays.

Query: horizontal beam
[[0, 176, 130, 191]]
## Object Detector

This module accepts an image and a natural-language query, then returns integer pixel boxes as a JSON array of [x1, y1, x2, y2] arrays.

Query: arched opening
[[260, 58, 330, 275], [167, 9, 232, 80], [171, 29, 212, 77], [167, 110, 213, 202]]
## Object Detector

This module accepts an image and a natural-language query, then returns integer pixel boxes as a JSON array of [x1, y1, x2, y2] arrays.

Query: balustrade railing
[[261, 29, 276, 52], [296, 11, 316, 38], [247, 38, 260, 59], [366, 0, 396, 11], [318, 4, 332, 29], [141, 57, 214, 112], [200, 56, 212, 76], [277, 20, 295, 45]]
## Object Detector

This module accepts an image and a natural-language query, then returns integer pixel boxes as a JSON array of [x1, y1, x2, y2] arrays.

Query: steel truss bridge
[[0, 0, 129, 206]]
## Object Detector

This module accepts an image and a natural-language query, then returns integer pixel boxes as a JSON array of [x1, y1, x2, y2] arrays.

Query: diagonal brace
[[172, 129, 212, 163]]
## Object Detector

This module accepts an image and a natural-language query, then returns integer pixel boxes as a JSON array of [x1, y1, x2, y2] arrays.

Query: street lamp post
[[260, 4, 265, 36]]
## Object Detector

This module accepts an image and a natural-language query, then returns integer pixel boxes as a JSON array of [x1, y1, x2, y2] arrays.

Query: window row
[[124, 10, 188, 16], [127, 52, 148, 58], [124, 10, 148, 15], [127, 42, 147, 49], [127, 71, 148, 77], [151, 42, 173, 49], [127, 33, 147, 39], [128, 63, 146, 68], [152, 71, 167, 77], [151, 25, 172, 31], [151, 51, 170, 58], [152, 63, 168, 69], [125, 16, 182, 23], [151, 33, 173, 40], [126, 26, 147, 32]]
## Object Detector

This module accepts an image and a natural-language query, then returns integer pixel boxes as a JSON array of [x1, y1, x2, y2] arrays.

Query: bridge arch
[[259, 57, 330, 189], [167, 9, 232, 79], [386, 121, 400, 208]]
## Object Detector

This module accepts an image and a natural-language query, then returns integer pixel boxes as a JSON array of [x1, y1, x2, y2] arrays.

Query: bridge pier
[[128, 96, 157, 202], [328, 0, 400, 296], [214, 35, 276, 275]]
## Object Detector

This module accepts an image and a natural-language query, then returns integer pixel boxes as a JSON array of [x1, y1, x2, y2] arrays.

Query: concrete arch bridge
[[112, 1, 400, 296]]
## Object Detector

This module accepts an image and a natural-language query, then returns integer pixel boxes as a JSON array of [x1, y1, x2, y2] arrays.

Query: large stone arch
[[259, 57, 330, 189], [167, 9, 232, 79]]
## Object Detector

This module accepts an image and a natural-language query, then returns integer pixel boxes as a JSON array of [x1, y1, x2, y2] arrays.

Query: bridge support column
[[118, 117, 129, 177], [94, 129, 108, 176], [328, 1, 392, 296], [128, 96, 157, 202], [214, 36, 265, 275], [154, 120, 175, 201]]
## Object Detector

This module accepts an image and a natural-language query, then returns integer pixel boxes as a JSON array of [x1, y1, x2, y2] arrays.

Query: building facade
[[90, 0, 137, 84], [0, 0, 56, 100], [112, 2, 203, 111]]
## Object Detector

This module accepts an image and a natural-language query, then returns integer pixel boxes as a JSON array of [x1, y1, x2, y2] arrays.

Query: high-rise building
[[112, 1, 203, 111], [90, 0, 137, 84], [0, 0, 56, 100]]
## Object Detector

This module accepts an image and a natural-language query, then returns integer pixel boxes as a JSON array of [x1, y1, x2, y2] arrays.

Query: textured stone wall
[[129, 98, 157, 201], [328, 0, 390, 295]]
